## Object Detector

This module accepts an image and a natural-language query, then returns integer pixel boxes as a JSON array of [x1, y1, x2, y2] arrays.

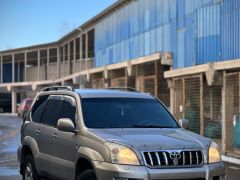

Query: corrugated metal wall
[[94, 0, 240, 69]]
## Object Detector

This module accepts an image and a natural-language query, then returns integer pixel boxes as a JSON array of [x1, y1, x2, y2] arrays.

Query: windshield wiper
[[131, 125, 173, 128]]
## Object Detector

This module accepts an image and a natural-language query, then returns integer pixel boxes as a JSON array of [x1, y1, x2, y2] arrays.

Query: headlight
[[105, 142, 140, 165], [208, 141, 221, 163]]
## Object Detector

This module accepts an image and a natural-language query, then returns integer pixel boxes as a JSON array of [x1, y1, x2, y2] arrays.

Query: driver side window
[[59, 96, 77, 128]]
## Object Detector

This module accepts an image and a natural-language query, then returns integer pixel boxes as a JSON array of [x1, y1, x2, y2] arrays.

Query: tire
[[77, 169, 96, 180], [22, 155, 40, 180]]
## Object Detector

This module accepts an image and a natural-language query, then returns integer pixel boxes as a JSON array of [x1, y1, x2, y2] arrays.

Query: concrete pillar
[[63, 45, 65, 76], [222, 71, 226, 154], [85, 32, 88, 70], [79, 35, 82, 71], [47, 48, 50, 80], [73, 39, 76, 73], [85, 32, 88, 60], [57, 47, 60, 78], [24, 52, 27, 81], [0, 55, 2, 83], [68, 43, 70, 74], [11, 91, 17, 114], [167, 79, 174, 114], [37, 50, 40, 80], [200, 73, 204, 136], [12, 54, 15, 82], [18, 61, 20, 82]]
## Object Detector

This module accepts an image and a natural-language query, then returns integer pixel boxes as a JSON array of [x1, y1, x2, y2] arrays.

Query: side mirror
[[179, 119, 189, 129], [57, 118, 75, 133]]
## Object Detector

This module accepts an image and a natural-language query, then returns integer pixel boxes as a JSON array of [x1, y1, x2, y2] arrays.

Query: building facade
[[0, 0, 240, 157]]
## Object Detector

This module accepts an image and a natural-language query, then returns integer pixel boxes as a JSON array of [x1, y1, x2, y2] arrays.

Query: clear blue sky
[[0, 0, 117, 51]]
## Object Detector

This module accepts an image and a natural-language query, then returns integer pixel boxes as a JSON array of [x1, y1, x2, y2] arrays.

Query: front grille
[[142, 150, 203, 168]]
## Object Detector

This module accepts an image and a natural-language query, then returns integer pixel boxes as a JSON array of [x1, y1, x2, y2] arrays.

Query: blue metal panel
[[94, 0, 240, 68], [177, 29, 185, 68], [170, 18, 177, 68], [177, 0, 185, 29]]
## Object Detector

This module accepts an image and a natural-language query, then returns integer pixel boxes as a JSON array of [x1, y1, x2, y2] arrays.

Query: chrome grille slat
[[155, 152, 161, 165], [190, 151, 192, 165], [148, 152, 153, 166], [162, 152, 168, 165], [183, 151, 185, 165], [142, 150, 203, 168], [196, 151, 199, 164]]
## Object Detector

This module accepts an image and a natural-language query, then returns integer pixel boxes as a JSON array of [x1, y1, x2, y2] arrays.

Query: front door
[[51, 95, 78, 180]]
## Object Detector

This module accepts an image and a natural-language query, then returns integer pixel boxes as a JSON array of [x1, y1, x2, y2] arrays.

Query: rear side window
[[31, 95, 49, 123], [59, 96, 77, 127], [41, 95, 62, 127]]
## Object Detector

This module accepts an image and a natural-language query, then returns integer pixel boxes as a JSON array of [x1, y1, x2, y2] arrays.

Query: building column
[[12, 54, 15, 82], [11, 91, 17, 114], [24, 52, 27, 81], [79, 35, 82, 71], [37, 50, 40, 80], [18, 61, 20, 82], [63, 45, 65, 76], [47, 48, 50, 80], [222, 71, 226, 154], [167, 79, 174, 114], [57, 47, 60, 78], [73, 39, 76, 73], [0, 55, 2, 83], [200, 73, 204, 136], [85, 32, 88, 70], [68, 43, 70, 74]]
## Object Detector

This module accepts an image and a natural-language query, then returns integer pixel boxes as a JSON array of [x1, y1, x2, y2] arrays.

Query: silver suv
[[18, 86, 226, 180]]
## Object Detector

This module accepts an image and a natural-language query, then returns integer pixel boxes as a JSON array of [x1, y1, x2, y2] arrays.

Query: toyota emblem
[[169, 151, 181, 165]]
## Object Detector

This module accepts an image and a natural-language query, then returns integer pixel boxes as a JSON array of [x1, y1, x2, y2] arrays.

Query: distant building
[[0, 0, 239, 156]]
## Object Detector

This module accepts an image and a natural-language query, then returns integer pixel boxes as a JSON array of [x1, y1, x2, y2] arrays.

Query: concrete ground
[[0, 115, 239, 180]]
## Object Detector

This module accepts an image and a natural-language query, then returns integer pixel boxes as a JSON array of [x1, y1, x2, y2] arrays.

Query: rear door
[[37, 95, 62, 174], [29, 95, 49, 173]]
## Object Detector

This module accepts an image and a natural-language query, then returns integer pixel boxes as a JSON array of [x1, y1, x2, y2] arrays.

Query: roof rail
[[103, 87, 139, 92], [41, 86, 74, 92]]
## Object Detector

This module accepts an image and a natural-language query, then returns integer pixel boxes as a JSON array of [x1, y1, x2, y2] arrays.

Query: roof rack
[[103, 87, 139, 92], [41, 86, 74, 92]]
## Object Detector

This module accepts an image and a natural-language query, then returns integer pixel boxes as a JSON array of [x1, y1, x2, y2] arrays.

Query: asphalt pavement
[[0, 115, 239, 180]]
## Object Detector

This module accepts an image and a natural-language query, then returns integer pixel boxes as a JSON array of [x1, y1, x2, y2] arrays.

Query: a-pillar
[[0, 55, 2, 83], [12, 54, 15, 82], [11, 91, 17, 114]]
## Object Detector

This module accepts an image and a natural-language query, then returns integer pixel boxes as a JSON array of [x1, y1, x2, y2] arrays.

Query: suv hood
[[88, 128, 211, 151]]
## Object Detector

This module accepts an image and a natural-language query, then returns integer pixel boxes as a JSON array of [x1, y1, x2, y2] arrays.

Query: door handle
[[52, 133, 58, 140], [35, 129, 40, 135]]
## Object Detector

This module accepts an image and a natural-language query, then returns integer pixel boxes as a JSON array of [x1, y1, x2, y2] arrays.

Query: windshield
[[82, 98, 179, 129]]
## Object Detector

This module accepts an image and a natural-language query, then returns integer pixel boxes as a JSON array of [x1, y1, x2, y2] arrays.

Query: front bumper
[[93, 161, 226, 180]]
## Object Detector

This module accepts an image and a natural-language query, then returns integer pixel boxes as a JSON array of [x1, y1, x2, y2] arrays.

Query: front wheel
[[77, 169, 96, 180], [22, 155, 40, 180]]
